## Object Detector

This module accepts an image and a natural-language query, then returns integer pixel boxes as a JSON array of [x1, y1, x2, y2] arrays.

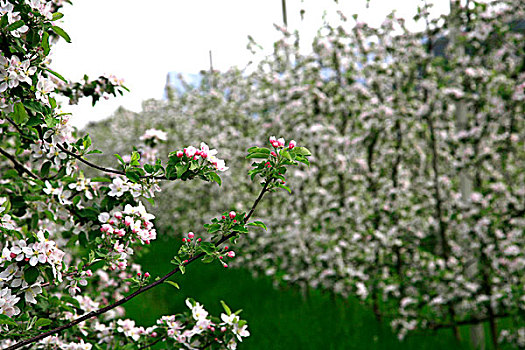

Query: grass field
[[124, 236, 502, 349]]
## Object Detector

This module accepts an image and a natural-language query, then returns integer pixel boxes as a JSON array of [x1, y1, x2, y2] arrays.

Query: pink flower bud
[[188, 232, 194, 239], [124, 216, 134, 227], [229, 211, 236, 219], [271, 151, 277, 157], [85, 270, 93, 277], [197, 238, 202, 243], [144, 272, 150, 278], [137, 272, 142, 277], [289, 140, 296, 149], [224, 246, 229, 250], [227, 251, 235, 258], [151, 332, 158, 337], [219, 256, 223, 260], [233, 219, 237, 223], [182, 238, 186, 243], [221, 327, 226, 332], [176, 151, 183, 158], [10, 253, 16, 259], [277, 138, 285, 147], [223, 264, 228, 268], [183, 259, 188, 264], [114, 212, 123, 219], [222, 215, 226, 220]]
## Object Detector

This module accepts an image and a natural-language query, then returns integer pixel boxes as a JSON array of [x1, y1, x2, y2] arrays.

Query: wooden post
[[281, 0, 288, 27], [209, 50, 214, 88]]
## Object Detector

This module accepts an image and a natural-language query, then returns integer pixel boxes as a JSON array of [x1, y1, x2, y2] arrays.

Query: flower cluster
[[97, 202, 157, 270], [152, 299, 249, 349], [0, 231, 65, 312], [175, 142, 228, 172], [107, 176, 161, 199]]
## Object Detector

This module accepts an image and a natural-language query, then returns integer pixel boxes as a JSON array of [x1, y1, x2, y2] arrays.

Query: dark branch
[[7, 179, 273, 350], [0, 147, 41, 180]]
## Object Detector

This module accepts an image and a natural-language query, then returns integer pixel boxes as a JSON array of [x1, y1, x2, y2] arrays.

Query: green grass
[[124, 237, 504, 349]]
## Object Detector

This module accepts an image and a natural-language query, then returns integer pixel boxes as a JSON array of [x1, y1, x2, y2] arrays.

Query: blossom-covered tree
[[0, 1, 311, 349]]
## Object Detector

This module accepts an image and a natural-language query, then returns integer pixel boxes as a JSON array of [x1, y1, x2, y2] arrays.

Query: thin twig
[[137, 335, 167, 350], [4, 115, 166, 180]]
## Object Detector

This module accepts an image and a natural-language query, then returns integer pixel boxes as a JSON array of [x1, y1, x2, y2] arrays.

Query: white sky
[[50, 0, 450, 128]]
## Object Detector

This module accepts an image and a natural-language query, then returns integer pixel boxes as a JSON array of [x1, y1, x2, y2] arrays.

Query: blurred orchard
[[0, 0, 524, 349], [87, 0, 524, 348]]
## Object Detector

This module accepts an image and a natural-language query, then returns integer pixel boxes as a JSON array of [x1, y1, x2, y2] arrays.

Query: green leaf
[[220, 300, 232, 316], [0, 314, 18, 327], [207, 223, 221, 234], [246, 153, 269, 159], [12, 102, 29, 125], [35, 318, 52, 328], [293, 146, 311, 156], [24, 266, 39, 285], [231, 224, 249, 233], [41, 31, 50, 55], [83, 135, 92, 150], [52, 12, 64, 20], [131, 151, 140, 162], [114, 154, 125, 165], [164, 280, 180, 289], [91, 177, 111, 182], [45, 68, 68, 83], [199, 242, 216, 254], [125, 169, 140, 183], [281, 149, 292, 160], [26, 116, 42, 126], [61, 295, 81, 309], [201, 254, 214, 263], [51, 26, 71, 43], [247, 221, 267, 230], [176, 163, 189, 178], [7, 20, 24, 31], [248, 147, 270, 154], [179, 265, 185, 274], [40, 161, 51, 178], [278, 184, 292, 194], [208, 172, 221, 186]]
